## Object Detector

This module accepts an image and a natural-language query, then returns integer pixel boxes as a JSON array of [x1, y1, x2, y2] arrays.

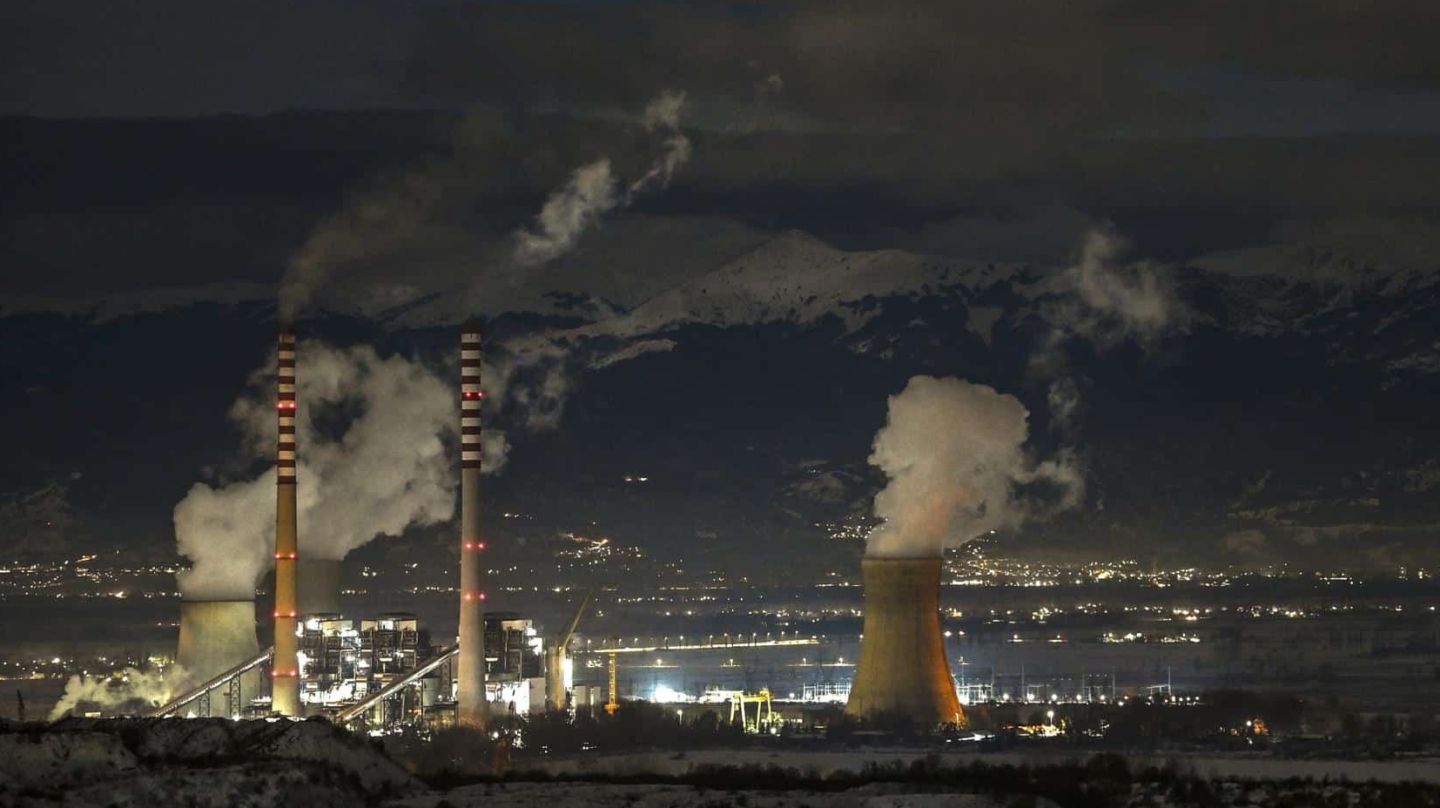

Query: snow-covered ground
[[0, 717, 418, 807], [391, 781, 1031, 808], [8, 720, 1440, 808], [516, 747, 1440, 785]]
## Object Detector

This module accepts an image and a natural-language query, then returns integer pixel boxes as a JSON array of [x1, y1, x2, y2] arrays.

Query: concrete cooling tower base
[[845, 558, 963, 726], [177, 600, 263, 702], [298, 558, 342, 616]]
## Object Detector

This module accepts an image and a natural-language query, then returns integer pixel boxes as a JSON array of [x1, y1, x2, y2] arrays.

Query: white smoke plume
[[1046, 376, 1081, 435], [278, 153, 461, 323], [515, 160, 620, 265], [480, 430, 510, 475], [174, 468, 303, 601], [865, 376, 1083, 559], [515, 90, 690, 265], [481, 335, 577, 433], [48, 665, 190, 720], [1062, 229, 1185, 341], [1032, 229, 1188, 435], [628, 90, 692, 193], [174, 342, 460, 600]]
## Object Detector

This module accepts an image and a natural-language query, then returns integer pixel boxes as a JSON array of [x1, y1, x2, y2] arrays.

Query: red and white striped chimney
[[272, 327, 301, 716], [456, 323, 487, 726]]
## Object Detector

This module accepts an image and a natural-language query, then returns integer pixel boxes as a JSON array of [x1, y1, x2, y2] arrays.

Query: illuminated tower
[[456, 323, 487, 727], [272, 327, 301, 716], [845, 558, 962, 726]]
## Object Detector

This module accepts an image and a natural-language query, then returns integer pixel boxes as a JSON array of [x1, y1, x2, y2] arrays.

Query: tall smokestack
[[845, 558, 962, 726], [272, 327, 301, 716], [456, 323, 487, 727]]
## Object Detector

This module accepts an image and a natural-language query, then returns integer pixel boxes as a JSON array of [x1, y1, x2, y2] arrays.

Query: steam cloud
[[174, 342, 462, 600], [1036, 229, 1188, 434], [278, 155, 461, 323], [1061, 229, 1185, 342], [866, 376, 1083, 559], [515, 90, 691, 264], [515, 160, 620, 265], [49, 665, 189, 720]]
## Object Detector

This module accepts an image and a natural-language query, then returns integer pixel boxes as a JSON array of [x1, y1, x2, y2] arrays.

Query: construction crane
[[578, 632, 822, 716], [729, 689, 778, 734], [606, 637, 619, 715], [544, 589, 593, 712]]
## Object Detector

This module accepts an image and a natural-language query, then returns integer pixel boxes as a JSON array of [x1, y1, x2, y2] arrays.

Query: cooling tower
[[272, 327, 301, 716], [297, 558, 342, 616], [845, 558, 963, 726], [544, 645, 574, 712], [177, 600, 261, 685], [456, 324, 488, 727]]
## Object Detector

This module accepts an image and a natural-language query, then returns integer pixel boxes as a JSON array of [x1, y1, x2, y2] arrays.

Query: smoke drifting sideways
[[866, 376, 1083, 559], [515, 90, 691, 265], [174, 342, 462, 601], [49, 665, 189, 721], [1035, 228, 1189, 435], [1063, 229, 1185, 342]]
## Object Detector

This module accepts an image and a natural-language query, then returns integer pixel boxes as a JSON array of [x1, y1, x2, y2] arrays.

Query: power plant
[[272, 327, 301, 716], [845, 558, 963, 726], [456, 324, 487, 727], [151, 320, 951, 732]]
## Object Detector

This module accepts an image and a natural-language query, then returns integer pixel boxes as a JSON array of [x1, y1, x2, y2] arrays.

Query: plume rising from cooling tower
[[846, 376, 1082, 724], [173, 341, 460, 603]]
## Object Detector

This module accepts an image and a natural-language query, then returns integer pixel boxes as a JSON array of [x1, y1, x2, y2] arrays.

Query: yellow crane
[[545, 589, 593, 712], [729, 689, 778, 733], [606, 639, 620, 715], [581, 633, 821, 717]]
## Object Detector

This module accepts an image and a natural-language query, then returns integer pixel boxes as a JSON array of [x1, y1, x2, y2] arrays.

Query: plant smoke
[[866, 376, 1083, 559]]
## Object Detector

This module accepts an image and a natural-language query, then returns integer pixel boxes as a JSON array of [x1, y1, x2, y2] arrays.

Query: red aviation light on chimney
[[277, 401, 297, 410], [274, 552, 298, 560], [463, 542, 485, 551], [272, 611, 298, 618], [462, 390, 484, 400]]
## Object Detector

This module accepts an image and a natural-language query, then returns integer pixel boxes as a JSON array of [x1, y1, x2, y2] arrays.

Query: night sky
[[4, 1, 1440, 573]]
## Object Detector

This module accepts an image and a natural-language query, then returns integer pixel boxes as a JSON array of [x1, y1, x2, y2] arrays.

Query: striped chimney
[[272, 327, 301, 716], [456, 323, 487, 727]]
